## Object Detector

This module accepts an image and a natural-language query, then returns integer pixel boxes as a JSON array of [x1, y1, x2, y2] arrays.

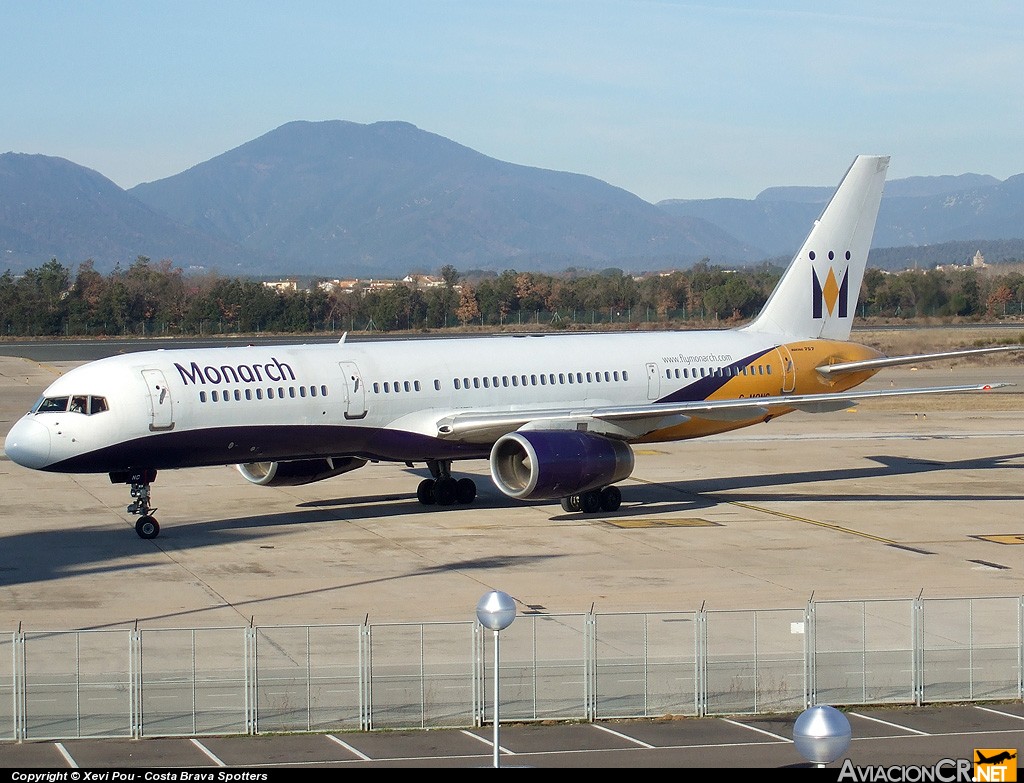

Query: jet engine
[[236, 457, 367, 487], [489, 430, 634, 500]]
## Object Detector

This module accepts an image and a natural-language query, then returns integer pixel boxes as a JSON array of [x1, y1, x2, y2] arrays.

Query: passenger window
[[434, 380, 441, 391], [199, 391, 207, 402], [268, 388, 275, 399], [300, 386, 307, 397], [256, 389, 264, 400], [212, 391, 219, 402], [245, 389, 252, 400]]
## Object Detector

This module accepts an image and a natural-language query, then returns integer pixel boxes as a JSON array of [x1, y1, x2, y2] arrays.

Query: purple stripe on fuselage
[[655, 348, 774, 404], [44, 425, 489, 474]]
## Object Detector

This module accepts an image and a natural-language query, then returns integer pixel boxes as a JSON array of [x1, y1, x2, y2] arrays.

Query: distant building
[[262, 280, 298, 293], [972, 250, 987, 268], [318, 279, 360, 294]]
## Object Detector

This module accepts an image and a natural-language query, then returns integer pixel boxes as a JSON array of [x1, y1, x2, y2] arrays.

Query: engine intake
[[489, 430, 634, 500], [236, 457, 367, 487]]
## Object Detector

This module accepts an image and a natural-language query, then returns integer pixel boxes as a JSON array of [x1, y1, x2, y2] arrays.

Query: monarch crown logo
[[812, 265, 849, 319]]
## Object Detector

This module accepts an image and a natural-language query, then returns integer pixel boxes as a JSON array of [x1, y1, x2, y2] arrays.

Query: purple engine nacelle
[[489, 430, 634, 500]]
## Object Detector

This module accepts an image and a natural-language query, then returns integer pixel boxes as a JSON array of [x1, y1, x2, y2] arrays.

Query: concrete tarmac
[[2, 341, 1024, 768]]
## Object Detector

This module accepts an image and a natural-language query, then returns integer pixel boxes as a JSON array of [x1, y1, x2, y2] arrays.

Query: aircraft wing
[[435, 382, 1013, 443], [817, 344, 1024, 377]]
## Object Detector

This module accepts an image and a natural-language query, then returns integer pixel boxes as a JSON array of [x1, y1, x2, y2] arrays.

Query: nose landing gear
[[110, 469, 160, 539]]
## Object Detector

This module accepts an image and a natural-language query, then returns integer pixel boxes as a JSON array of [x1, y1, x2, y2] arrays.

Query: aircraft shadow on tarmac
[[2, 451, 1021, 607]]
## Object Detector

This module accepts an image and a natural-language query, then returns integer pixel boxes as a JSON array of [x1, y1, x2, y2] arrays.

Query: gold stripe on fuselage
[[639, 340, 883, 443]]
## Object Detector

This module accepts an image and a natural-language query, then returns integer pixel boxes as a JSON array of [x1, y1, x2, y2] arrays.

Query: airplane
[[4, 155, 1022, 539], [976, 751, 1017, 765]]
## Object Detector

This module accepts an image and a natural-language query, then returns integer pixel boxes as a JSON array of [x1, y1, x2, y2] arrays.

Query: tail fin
[[743, 155, 889, 340]]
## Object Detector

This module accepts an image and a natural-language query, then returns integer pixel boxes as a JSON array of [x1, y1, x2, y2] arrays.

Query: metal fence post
[[244, 624, 257, 735], [912, 594, 923, 706], [13, 628, 25, 742], [359, 618, 371, 731], [585, 609, 597, 721], [805, 597, 816, 708], [695, 603, 707, 717], [472, 620, 484, 727], [129, 626, 142, 738]]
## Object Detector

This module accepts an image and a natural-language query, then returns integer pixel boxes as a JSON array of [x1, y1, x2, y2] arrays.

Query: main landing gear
[[110, 469, 160, 539], [560, 486, 622, 514], [416, 460, 477, 507]]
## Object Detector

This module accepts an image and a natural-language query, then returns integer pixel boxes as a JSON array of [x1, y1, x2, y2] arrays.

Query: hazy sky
[[4, 1, 1021, 202]]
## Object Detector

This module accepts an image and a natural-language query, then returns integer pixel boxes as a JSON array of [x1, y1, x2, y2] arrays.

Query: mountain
[[0, 152, 258, 274], [3, 120, 1024, 278], [657, 171, 1024, 256], [127, 120, 752, 277]]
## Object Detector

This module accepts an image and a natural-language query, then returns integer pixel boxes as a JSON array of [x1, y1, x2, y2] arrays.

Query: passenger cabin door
[[646, 362, 661, 400], [141, 369, 175, 431], [339, 361, 367, 419], [775, 345, 797, 394]]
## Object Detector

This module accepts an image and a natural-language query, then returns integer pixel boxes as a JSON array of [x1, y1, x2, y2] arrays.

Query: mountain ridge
[[2, 120, 1023, 277]]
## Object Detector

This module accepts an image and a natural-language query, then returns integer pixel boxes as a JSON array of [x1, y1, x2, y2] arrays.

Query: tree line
[[3, 257, 1024, 338]]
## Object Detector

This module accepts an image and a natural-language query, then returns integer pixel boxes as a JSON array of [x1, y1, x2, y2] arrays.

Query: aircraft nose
[[4, 418, 52, 469]]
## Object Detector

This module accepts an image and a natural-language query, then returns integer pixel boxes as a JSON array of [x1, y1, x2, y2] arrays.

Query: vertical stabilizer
[[742, 155, 889, 340]]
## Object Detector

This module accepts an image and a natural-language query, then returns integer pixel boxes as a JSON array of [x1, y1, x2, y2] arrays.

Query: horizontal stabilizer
[[817, 345, 1024, 377]]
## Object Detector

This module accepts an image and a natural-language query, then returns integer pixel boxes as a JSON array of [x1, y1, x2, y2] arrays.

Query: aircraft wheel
[[599, 486, 622, 512], [455, 477, 477, 504], [580, 491, 602, 514], [560, 495, 581, 513], [417, 478, 436, 505], [433, 477, 458, 506], [135, 515, 160, 539]]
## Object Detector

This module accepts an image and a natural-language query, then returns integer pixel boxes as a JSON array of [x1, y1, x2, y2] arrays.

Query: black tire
[[433, 477, 458, 506], [135, 515, 160, 539], [455, 477, 477, 504], [580, 491, 601, 514], [599, 485, 622, 512], [560, 495, 581, 513], [417, 478, 436, 505]]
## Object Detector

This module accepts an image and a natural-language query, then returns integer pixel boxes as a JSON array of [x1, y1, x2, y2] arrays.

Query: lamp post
[[793, 705, 852, 768], [476, 590, 516, 768]]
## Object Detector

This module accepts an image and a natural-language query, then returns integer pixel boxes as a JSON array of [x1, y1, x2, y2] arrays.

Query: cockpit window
[[36, 396, 69, 413], [32, 395, 109, 415]]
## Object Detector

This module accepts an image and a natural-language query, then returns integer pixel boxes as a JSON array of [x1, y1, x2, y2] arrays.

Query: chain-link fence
[[3, 595, 1021, 741]]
